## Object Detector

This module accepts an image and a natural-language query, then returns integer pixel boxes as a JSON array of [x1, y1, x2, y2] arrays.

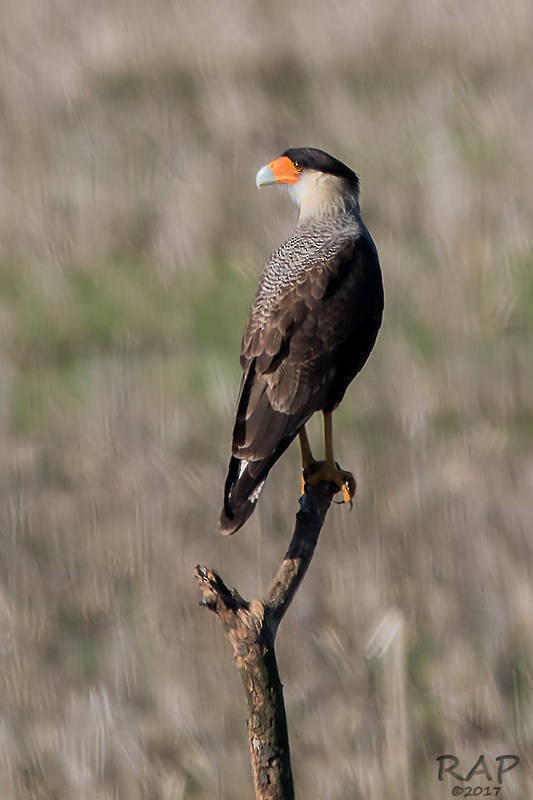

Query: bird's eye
[[292, 160, 304, 172]]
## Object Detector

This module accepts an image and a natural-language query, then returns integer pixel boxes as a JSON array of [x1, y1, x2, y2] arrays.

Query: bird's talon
[[303, 462, 356, 506], [341, 480, 353, 504]]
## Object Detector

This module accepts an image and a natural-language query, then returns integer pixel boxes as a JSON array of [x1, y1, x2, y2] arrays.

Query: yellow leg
[[324, 409, 335, 467], [299, 425, 318, 495], [299, 425, 314, 468], [305, 412, 356, 505]]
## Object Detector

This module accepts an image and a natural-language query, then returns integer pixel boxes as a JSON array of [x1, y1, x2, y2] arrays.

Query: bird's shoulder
[[266, 214, 363, 275], [240, 214, 380, 372]]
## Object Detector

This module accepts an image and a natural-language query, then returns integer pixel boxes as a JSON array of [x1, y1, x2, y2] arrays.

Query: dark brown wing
[[220, 230, 383, 534]]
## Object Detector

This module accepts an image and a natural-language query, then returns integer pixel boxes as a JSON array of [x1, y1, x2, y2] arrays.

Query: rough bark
[[195, 482, 336, 800]]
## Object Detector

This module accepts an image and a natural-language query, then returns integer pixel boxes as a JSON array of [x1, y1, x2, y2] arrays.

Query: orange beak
[[255, 156, 301, 188]]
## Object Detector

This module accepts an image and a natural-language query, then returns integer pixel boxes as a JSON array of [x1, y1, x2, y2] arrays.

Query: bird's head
[[255, 147, 360, 220]]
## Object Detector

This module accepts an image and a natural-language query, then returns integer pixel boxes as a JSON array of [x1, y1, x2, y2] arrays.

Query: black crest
[[282, 147, 359, 189]]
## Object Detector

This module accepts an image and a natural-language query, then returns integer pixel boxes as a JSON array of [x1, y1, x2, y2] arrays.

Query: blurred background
[[0, 0, 532, 797]]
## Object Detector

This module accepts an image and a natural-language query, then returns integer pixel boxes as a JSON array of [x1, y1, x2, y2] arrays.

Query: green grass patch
[[1, 256, 189, 367], [186, 260, 253, 394], [10, 362, 85, 435], [51, 602, 107, 684], [2, 255, 255, 432]]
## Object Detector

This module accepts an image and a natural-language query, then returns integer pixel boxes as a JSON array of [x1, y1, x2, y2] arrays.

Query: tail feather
[[220, 362, 312, 534], [219, 436, 295, 534]]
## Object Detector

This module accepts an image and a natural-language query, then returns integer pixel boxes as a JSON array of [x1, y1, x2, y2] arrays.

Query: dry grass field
[[0, 0, 532, 797]]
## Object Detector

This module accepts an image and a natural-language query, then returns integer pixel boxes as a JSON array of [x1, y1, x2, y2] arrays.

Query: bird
[[220, 147, 383, 534]]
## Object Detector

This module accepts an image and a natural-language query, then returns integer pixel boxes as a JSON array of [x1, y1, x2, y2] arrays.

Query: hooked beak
[[255, 164, 276, 188]]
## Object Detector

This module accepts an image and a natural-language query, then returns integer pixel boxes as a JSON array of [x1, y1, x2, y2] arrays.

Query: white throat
[[285, 171, 359, 220]]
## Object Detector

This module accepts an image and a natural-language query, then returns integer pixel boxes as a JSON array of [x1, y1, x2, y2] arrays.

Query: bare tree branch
[[263, 482, 335, 633], [195, 482, 336, 800]]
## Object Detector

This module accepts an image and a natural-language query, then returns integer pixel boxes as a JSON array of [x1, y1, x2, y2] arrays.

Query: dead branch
[[195, 482, 336, 800]]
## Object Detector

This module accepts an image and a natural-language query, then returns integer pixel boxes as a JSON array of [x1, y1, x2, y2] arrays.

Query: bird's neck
[[287, 172, 360, 221], [298, 191, 360, 222]]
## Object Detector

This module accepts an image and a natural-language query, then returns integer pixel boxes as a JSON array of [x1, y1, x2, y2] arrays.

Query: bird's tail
[[219, 454, 276, 534]]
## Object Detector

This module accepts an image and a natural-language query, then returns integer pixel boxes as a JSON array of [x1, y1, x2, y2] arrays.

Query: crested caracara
[[220, 147, 383, 534]]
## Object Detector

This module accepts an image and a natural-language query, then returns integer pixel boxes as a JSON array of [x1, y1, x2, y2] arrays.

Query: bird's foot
[[302, 460, 356, 507]]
